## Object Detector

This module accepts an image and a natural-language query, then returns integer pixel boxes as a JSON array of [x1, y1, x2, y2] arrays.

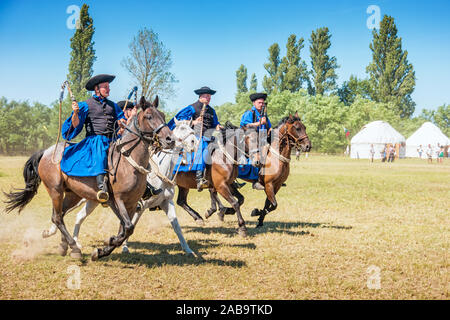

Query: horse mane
[[274, 115, 301, 128]]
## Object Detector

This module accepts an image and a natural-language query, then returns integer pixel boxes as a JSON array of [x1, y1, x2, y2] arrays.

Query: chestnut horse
[[210, 113, 311, 228], [4, 96, 174, 260], [175, 125, 260, 237]]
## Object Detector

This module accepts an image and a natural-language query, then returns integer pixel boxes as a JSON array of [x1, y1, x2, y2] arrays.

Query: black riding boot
[[196, 170, 208, 192], [142, 182, 162, 200], [96, 174, 109, 203]]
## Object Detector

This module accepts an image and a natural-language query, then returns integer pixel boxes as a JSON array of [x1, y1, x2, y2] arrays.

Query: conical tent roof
[[351, 121, 405, 144], [405, 122, 450, 158], [350, 121, 405, 159]]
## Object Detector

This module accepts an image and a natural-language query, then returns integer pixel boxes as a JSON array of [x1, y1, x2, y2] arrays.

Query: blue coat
[[60, 96, 125, 177], [240, 106, 271, 131], [168, 104, 220, 172], [237, 106, 271, 180]]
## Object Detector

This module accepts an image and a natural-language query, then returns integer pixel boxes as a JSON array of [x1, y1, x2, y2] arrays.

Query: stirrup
[[197, 179, 208, 192], [97, 190, 109, 203]]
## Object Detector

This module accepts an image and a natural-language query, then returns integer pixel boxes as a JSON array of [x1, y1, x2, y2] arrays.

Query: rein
[[267, 124, 308, 164], [110, 115, 168, 180]]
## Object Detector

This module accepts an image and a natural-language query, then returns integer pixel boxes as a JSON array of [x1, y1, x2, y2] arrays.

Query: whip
[[122, 86, 138, 112], [52, 80, 76, 164]]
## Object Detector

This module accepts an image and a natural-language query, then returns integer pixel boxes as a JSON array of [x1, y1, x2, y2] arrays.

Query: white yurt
[[405, 122, 450, 158], [350, 121, 405, 159]]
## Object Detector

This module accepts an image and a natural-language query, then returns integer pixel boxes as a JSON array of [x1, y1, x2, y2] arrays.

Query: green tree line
[[215, 91, 449, 154]]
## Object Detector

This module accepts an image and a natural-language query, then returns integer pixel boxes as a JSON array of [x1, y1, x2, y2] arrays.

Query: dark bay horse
[[210, 113, 311, 228], [4, 96, 174, 260], [175, 125, 260, 237]]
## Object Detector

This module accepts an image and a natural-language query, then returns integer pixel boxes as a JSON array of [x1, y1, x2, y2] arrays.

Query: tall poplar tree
[[249, 73, 258, 91], [262, 43, 282, 94], [236, 64, 248, 94], [67, 4, 96, 101], [280, 34, 309, 92], [309, 27, 339, 95], [366, 15, 416, 118]]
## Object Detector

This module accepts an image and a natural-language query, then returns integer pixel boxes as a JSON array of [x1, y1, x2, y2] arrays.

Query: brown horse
[[4, 96, 174, 260], [175, 125, 260, 237], [210, 113, 311, 228]]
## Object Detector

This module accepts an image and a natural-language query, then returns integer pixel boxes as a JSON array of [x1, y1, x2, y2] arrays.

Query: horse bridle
[[120, 116, 167, 156], [280, 123, 308, 149]]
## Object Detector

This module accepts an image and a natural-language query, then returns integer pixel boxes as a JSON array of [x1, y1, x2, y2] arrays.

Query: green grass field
[[0, 155, 448, 299]]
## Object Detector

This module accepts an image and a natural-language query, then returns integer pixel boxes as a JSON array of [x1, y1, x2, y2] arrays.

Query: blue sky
[[0, 0, 449, 115]]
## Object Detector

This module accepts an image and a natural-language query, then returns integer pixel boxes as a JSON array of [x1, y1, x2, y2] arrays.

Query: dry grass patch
[[0, 155, 448, 299]]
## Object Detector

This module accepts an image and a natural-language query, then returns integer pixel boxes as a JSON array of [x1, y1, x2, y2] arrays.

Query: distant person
[[369, 144, 375, 163], [438, 146, 444, 164], [426, 144, 433, 163], [417, 145, 423, 158], [388, 145, 396, 162], [381, 144, 387, 162], [345, 145, 350, 157], [435, 143, 441, 160], [296, 149, 300, 161]]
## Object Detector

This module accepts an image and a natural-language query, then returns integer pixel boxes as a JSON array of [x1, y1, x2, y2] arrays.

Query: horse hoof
[[217, 212, 224, 222], [225, 208, 236, 215], [75, 241, 82, 250], [205, 211, 214, 219], [195, 219, 205, 226], [122, 246, 129, 254], [91, 248, 99, 261], [57, 244, 68, 256], [237, 227, 248, 238], [70, 250, 82, 260], [42, 230, 50, 238], [255, 223, 263, 229]]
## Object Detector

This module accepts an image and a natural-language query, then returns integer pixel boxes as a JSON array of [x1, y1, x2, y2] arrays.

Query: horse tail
[[3, 149, 45, 213]]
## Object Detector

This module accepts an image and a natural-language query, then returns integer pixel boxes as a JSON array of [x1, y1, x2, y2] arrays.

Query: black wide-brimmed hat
[[250, 93, 267, 102], [194, 86, 216, 95], [85, 74, 116, 91], [117, 100, 135, 110]]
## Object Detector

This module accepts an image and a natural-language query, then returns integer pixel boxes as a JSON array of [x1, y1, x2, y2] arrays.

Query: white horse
[[42, 119, 197, 255]]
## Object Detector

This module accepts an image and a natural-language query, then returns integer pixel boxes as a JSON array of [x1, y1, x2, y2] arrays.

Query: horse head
[[280, 112, 311, 152], [137, 96, 175, 149], [172, 119, 196, 153]]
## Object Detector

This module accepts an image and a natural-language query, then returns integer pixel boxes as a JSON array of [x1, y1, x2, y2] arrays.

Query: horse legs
[[256, 183, 279, 228], [51, 192, 83, 259], [73, 200, 99, 249], [121, 208, 142, 254], [205, 189, 218, 219], [176, 186, 204, 225], [91, 197, 135, 260], [42, 198, 86, 239], [162, 199, 194, 255], [216, 182, 247, 237]]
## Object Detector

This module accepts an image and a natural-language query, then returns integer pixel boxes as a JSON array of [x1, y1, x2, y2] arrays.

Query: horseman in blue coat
[[238, 92, 271, 190], [168, 86, 223, 191], [60, 74, 127, 203]]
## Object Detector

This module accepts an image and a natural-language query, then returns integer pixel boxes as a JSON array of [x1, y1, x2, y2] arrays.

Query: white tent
[[350, 121, 405, 159], [405, 122, 450, 158]]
